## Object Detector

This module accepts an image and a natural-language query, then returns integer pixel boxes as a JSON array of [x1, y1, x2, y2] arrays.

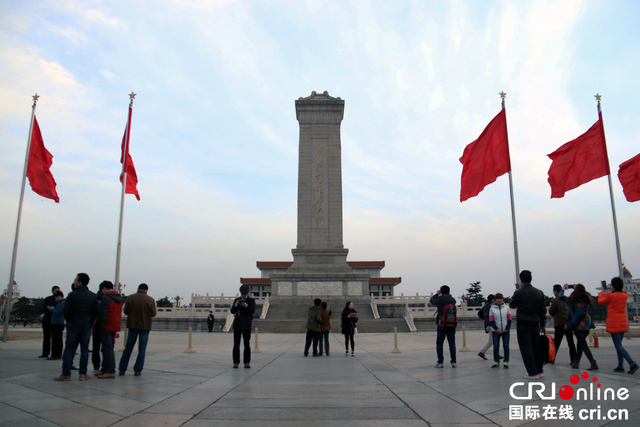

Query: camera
[[567, 284, 575, 289]]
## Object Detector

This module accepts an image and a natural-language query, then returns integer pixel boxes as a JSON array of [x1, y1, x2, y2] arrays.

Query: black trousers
[[51, 324, 65, 359], [553, 326, 576, 363], [41, 321, 53, 357], [233, 329, 251, 364], [516, 323, 543, 376], [304, 329, 320, 355]]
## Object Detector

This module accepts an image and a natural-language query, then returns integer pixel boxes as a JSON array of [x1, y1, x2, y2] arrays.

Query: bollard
[[588, 329, 594, 347], [119, 328, 128, 351], [252, 327, 262, 353], [184, 327, 196, 353], [459, 326, 470, 352], [391, 327, 401, 353], [593, 333, 599, 348]]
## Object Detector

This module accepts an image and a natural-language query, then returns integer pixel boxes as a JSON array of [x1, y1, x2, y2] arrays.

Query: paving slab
[[0, 329, 638, 426]]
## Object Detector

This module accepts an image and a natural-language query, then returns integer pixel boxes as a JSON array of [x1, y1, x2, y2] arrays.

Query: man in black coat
[[230, 284, 255, 369], [40, 285, 60, 359], [54, 273, 98, 381], [430, 285, 457, 368]]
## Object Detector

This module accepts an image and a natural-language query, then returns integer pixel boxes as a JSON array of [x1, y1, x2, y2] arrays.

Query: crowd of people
[[38, 273, 157, 381], [40, 272, 638, 380]]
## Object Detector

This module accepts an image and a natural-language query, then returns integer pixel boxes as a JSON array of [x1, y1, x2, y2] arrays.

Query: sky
[[1, 0, 639, 304]]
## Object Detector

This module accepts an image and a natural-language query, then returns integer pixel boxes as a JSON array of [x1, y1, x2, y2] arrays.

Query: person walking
[[341, 301, 358, 357], [566, 284, 598, 371], [548, 284, 576, 365], [598, 277, 637, 374], [54, 273, 98, 381], [430, 285, 457, 368], [230, 284, 255, 368], [489, 293, 511, 369], [319, 302, 332, 356], [95, 281, 122, 379], [39, 285, 60, 359], [477, 294, 495, 360], [118, 283, 157, 376], [510, 270, 546, 379], [304, 298, 322, 357]]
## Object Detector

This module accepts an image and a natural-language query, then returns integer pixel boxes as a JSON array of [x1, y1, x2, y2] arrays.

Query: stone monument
[[240, 91, 400, 297]]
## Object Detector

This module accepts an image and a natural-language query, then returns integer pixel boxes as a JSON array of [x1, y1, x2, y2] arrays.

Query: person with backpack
[[566, 284, 598, 371], [548, 284, 576, 365], [489, 293, 511, 369], [477, 294, 495, 360], [430, 285, 457, 368], [94, 281, 123, 379]]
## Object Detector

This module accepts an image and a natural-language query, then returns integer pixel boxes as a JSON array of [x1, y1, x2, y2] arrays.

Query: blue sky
[[1, 0, 639, 303]]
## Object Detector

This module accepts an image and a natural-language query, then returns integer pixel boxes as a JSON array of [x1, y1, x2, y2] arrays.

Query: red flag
[[547, 112, 610, 198], [459, 109, 511, 202], [26, 116, 59, 203], [618, 153, 640, 202], [120, 105, 140, 200]]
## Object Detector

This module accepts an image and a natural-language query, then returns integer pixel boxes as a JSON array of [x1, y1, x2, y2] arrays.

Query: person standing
[[477, 294, 495, 360], [598, 277, 638, 374], [430, 285, 457, 368], [489, 293, 511, 369], [230, 284, 255, 368], [207, 311, 215, 333], [54, 273, 98, 381], [304, 298, 322, 357], [95, 281, 122, 379], [48, 290, 65, 360], [319, 302, 332, 356], [39, 285, 60, 358], [118, 283, 157, 376], [548, 284, 576, 365], [341, 301, 358, 357], [510, 270, 546, 379]]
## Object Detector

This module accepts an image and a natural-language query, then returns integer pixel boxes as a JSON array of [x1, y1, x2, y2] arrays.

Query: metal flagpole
[[114, 92, 136, 291], [2, 94, 39, 343], [596, 94, 624, 278], [501, 91, 522, 288]]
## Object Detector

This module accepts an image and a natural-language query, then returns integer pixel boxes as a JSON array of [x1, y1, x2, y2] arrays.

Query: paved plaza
[[0, 329, 639, 426]]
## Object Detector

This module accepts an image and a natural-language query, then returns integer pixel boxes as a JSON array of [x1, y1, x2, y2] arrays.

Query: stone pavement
[[0, 329, 639, 426]]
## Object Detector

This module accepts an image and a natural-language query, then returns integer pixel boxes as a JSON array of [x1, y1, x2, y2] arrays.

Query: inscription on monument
[[312, 138, 328, 228]]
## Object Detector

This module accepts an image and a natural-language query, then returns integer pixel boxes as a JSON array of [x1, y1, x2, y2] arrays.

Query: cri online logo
[[510, 372, 630, 401]]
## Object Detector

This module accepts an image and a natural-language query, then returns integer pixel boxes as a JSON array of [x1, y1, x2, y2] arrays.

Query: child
[[489, 293, 511, 368]]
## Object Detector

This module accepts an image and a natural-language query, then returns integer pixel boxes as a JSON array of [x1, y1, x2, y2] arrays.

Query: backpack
[[441, 303, 458, 329]]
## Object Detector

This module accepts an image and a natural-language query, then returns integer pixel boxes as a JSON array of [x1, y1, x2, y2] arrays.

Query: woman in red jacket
[[598, 277, 638, 374]]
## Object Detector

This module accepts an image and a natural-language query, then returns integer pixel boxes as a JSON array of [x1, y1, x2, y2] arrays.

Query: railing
[[260, 295, 270, 319], [370, 300, 380, 319], [404, 303, 417, 332]]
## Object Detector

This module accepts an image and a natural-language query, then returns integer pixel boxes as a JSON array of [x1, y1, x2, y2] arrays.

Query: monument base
[[270, 271, 370, 296]]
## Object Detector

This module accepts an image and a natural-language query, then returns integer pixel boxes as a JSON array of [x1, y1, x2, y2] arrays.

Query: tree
[[11, 297, 42, 323], [156, 296, 172, 307], [466, 281, 483, 306]]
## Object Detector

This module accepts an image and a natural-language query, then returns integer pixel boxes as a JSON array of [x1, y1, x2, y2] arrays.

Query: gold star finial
[[499, 91, 507, 100], [594, 93, 602, 103], [32, 93, 40, 104], [129, 91, 137, 101]]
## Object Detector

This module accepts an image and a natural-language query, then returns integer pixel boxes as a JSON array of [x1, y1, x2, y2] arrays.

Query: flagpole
[[596, 94, 624, 278], [114, 92, 135, 292], [2, 94, 39, 343], [501, 91, 522, 288]]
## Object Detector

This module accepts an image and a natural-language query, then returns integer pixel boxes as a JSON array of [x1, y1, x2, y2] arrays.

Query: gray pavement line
[[355, 348, 500, 426]]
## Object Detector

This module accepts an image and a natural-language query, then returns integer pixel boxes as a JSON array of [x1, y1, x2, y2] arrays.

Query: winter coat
[[341, 309, 358, 335], [306, 305, 322, 332], [230, 295, 255, 331], [567, 295, 592, 331], [51, 300, 66, 325], [124, 290, 157, 331], [509, 283, 546, 327], [489, 303, 512, 331], [97, 290, 123, 332], [64, 285, 98, 328], [548, 294, 569, 328], [321, 309, 332, 332], [429, 293, 456, 326], [598, 291, 629, 333], [42, 294, 57, 323], [478, 301, 492, 329]]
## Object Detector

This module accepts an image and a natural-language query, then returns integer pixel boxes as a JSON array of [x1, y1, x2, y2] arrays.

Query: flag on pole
[[618, 153, 640, 202], [459, 109, 511, 202], [120, 105, 140, 200], [547, 112, 610, 198], [26, 116, 59, 203]]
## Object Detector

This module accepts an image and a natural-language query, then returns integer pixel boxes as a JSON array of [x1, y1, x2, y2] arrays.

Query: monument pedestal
[[270, 271, 371, 297]]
